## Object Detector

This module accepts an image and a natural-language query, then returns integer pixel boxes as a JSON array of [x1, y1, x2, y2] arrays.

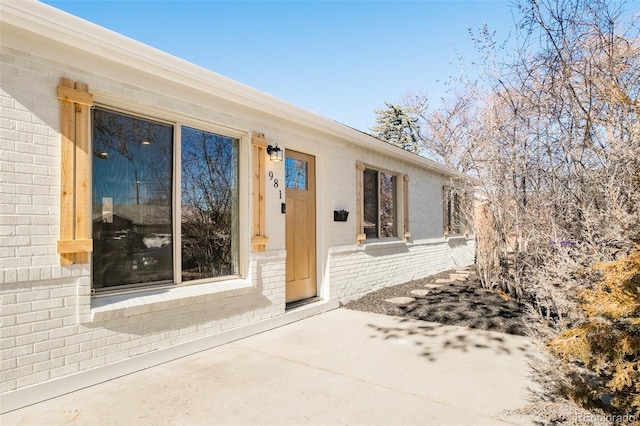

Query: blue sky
[[41, 0, 519, 132]]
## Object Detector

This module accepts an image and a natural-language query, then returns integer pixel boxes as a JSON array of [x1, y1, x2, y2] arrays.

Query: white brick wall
[[0, 254, 286, 395], [329, 238, 475, 303]]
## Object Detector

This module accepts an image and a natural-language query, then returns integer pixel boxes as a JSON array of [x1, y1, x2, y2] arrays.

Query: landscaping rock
[[345, 268, 528, 336], [384, 297, 416, 306], [450, 274, 469, 281], [410, 289, 430, 298], [424, 283, 443, 289]]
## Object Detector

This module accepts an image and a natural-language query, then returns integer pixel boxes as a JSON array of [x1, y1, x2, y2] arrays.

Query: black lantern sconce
[[266, 144, 283, 162]]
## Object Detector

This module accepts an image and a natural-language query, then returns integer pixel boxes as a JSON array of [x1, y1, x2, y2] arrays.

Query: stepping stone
[[424, 283, 442, 289], [435, 278, 456, 284], [384, 297, 416, 305], [449, 274, 468, 281], [455, 270, 472, 275], [410, 289, 430, 298]]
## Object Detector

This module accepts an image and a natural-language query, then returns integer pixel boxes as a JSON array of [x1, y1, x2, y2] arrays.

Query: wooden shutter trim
[[251, 132, 268, 148], [57, 78, 93, 265], [58, 79, 76, 265], [443, 186, 450, 237], [56, 85, 94, 106], [251, 132, 268, 251], [74, 82, 91, 264], [57, 239, 93, 254], [355, 161, 366, 244], [403, 175, 410, 241]]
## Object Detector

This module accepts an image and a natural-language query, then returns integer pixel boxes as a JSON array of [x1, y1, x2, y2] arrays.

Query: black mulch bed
[[344, 269, 529, 336]]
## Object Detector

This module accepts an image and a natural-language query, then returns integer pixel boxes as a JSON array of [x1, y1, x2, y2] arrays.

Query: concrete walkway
[[1, 309, 540, 425]]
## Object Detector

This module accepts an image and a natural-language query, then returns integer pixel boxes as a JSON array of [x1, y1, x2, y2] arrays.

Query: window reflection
[[92, 108, 173, 289], [363, 169, 379, 238], [181, 127, 239, 281], [363, 169, 396, 239], [285, 158, 307, 189], [379, 172, 396, 238]]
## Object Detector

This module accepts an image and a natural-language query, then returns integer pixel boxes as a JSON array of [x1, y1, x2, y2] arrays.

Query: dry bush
[[413, 0, 640, 422]]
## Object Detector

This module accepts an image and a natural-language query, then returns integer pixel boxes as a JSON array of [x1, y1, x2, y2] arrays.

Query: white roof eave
[[1, 0, 462, 178]]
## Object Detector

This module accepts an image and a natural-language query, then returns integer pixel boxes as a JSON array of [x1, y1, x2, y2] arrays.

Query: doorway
[[284, 150, 316, 304]]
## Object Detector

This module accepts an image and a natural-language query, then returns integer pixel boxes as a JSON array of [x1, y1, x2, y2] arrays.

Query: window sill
[[90, 278, 253, 322], [361, 238, 408, 251]]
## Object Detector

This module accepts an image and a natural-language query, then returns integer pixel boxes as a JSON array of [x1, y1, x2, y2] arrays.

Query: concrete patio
[[1, 308, 540, 425]]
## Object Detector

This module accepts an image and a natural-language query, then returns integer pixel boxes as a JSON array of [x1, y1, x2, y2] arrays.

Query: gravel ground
[[344, 268, 529, 336]]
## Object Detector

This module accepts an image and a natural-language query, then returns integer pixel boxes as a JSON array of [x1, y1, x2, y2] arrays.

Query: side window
[[443, 186, 465, 236], [363, 168, 397, 239]]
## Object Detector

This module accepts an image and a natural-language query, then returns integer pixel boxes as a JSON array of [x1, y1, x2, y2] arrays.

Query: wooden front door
[[285, 150, 316, 303]]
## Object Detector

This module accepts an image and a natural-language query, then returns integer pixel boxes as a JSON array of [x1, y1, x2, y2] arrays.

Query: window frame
[[357, 163, 405, 243], [443, 185, 466, 237], [90, 102, 248, 295]]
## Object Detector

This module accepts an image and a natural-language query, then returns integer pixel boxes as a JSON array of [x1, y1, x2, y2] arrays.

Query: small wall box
[[334, 210, 349, 222]]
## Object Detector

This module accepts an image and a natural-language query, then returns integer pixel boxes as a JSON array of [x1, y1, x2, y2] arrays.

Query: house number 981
[[268, 171, 282, 199]]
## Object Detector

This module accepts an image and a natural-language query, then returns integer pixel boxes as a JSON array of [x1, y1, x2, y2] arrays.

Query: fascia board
[[2, 0, 463, 179]]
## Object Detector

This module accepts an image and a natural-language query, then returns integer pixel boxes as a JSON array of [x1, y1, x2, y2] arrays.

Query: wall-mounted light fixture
[[266, 144, 283, 162]]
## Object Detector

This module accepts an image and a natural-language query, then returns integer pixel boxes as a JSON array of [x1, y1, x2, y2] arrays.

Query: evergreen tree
[[549, 247, 640, 415], [371, 102, 423, 154]]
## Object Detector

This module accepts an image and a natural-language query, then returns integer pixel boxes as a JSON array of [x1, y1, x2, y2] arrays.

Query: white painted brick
[[51, 267, 62, 279], [0, 357, 17, 372], [105, 350, 129, 364], [64, 350, 92, 365], [31, 297, 64, 311], [16, 290, 49, 303], [31, 318, 63, 333], [0, 337, 16, 350], [63, 315, 79, 326], [80, 337, 107, 353], [49, 306, 75, 319], [79, 356, 105, 371], [0, 379, 18, 394], [16, 310, 50, 324], [15, 371, 50, 389], [33, 357, 64, 373], [2, 365, 35, 383], [33, 338, 65, 353], [50, 343, 79, 360], [1, 323, 31, 339], [92, 345, 110, 358], [47, 325, 77, 340], [0, 345, 34, 364], [17, 351, 50, 367], [50, 364, 79, 380]]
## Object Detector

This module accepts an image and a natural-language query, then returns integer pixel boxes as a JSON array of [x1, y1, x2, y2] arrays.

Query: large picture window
[[91, 108, 240, 291], [363, 168, 397, 239]]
